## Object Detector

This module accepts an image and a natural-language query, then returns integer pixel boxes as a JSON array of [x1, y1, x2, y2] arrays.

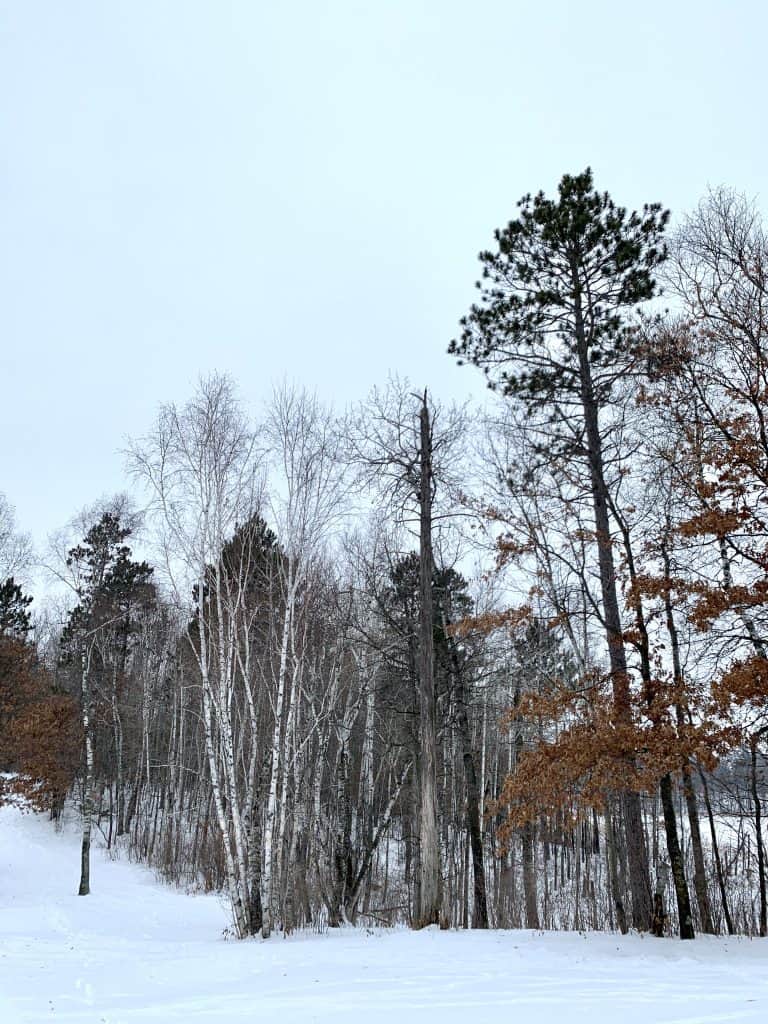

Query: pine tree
[[450, 168, 669, 931], [0, 577, 33, 638], [60, 510, 154, 895]]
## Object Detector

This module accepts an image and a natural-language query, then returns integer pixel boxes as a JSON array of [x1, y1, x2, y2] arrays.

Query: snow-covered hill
[[1, 804, 766, 1023]]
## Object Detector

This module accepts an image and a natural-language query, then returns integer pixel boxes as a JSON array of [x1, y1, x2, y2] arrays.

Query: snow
[[1, 805, 767, 1023]]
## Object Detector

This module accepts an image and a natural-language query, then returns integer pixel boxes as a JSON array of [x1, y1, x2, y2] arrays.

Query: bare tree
[[348, 379, 469, 928], [0, 492, 33, 582], [128, 373, 263, 937], [259, 384, 348, 937]]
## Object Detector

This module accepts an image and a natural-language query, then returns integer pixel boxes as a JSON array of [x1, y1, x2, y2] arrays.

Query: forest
[[2, 169, 768, 944]]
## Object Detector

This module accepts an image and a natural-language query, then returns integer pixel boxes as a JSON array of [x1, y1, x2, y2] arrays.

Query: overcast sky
[[1, 0, 767, 552]]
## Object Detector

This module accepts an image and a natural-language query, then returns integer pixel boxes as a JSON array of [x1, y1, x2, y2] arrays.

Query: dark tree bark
[[246, 752, 270, 936], [750, 736, 767, 937], [614, 516, 694, 939], [605, 801, 628, 934], [453, 665, 488, 928], [573, 279, 652, 931], [659, 772, 694, 939], [345, 761, 412, 921], [660, 534, 715, 933], [521, 820, 540, 930], [442, 612, 488, 929], [681, 762, 714, 933], [698, 767, 734, 935], [415, 392, 440, 927], [329, 740, 353, 928], [511, 684, 540, 930]]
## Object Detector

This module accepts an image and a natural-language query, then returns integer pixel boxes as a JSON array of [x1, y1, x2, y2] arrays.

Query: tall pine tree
[[450, 169, 669, 931]]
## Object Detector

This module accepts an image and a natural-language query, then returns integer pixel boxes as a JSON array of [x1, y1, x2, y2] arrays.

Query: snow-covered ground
[[1, 805, 767, 1023]]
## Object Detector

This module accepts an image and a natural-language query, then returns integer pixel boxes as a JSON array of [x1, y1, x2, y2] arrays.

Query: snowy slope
[[1, 805, 767, 1024]]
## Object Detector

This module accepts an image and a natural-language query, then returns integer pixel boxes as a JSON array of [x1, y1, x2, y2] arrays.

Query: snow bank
[[1, 804, 766, 1023]]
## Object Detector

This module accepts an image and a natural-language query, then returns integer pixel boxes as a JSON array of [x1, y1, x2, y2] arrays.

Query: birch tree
[[128, 374, 263, 937], [0, 493, 33, 583], [259, 384, 347, 937]]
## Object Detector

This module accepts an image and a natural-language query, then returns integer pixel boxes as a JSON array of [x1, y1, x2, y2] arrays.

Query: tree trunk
[[511, 684, 539, 931], [661, 533, 715, 934], [196, 581, 249, 939], [415, 393, 440, 928], [681, 761, 714, 933], [246, 751, 269, 936], [750, 736, 767, 937], [698, 766, 734, 935], [572, 270, 652, 931], [605, 801, 628, 934], [261, 566, 297, 938], [443, 617, 488, 929], [618, 527, 694, 941], [346, 762, 412, 921], [79, 645, 95, 896], [521, 820, 540, 929], [659, 772, 695, 939], [719, 537, 768, 935]]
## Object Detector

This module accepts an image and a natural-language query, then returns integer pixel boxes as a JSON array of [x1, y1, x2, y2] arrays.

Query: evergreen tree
[[378, 554, 489, 927], [450, 168, 669, 931], [0, 577, 32, 638], [59, 510, 154, 895], [61, 512, 154, 651]]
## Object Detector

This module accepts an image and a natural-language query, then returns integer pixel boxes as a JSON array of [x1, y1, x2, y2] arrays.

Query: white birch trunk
[[261, 563, 297, 938], [197, 573, 249, 937]]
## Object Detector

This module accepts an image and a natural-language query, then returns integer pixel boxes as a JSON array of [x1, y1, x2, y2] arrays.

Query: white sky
[[1, 0, 767, 552]]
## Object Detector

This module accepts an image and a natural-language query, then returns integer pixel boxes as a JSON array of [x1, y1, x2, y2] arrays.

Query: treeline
[[1, 170, 768, 941]]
